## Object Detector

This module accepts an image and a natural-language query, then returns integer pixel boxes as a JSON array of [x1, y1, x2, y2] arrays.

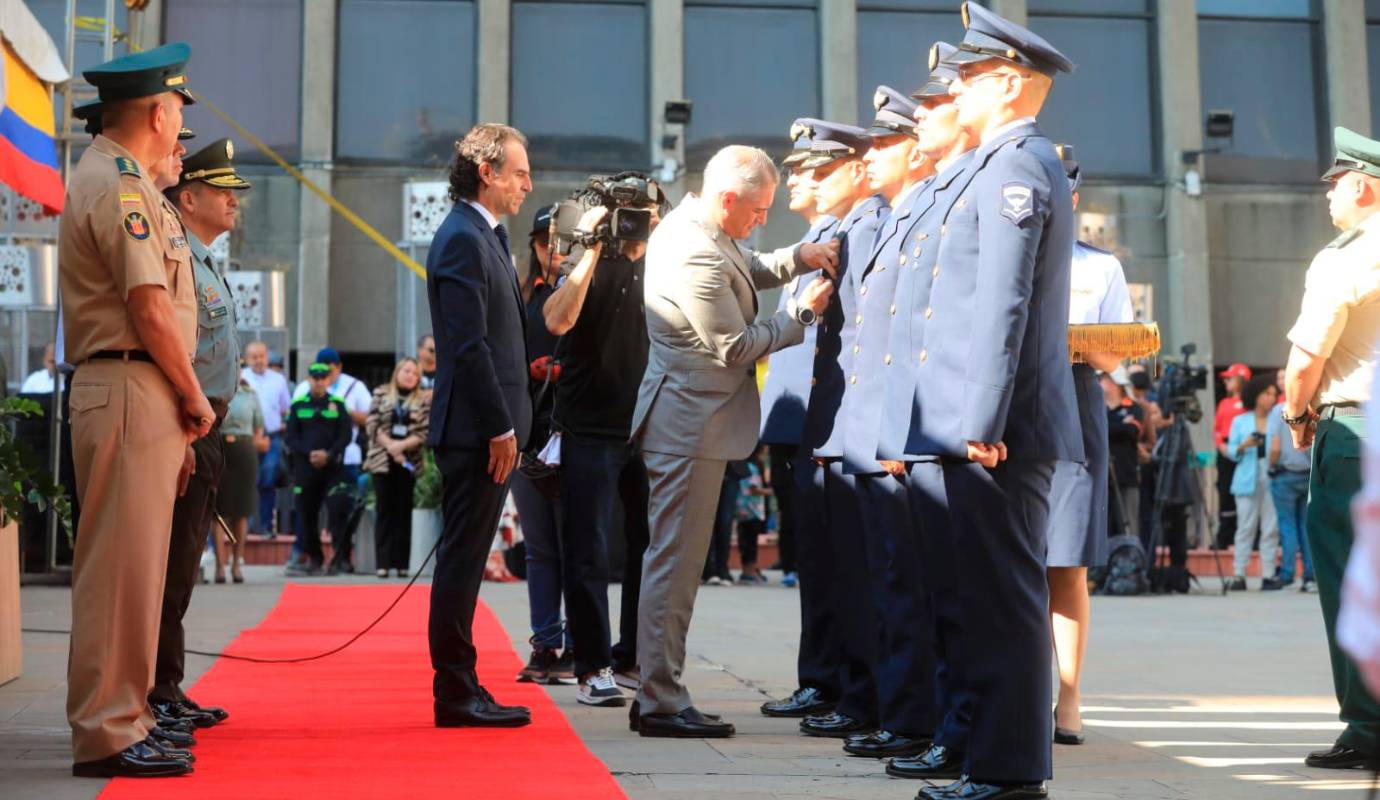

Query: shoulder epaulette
[[1328, 227, 1363, 250], [114, 157, 140, 179]]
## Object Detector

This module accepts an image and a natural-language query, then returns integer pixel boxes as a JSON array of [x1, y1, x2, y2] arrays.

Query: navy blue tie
[[495, 223, 511, 257]]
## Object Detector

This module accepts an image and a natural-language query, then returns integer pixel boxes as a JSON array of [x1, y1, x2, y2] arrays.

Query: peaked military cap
[[866, 86, 918, 138], [1055, 143, 1081, 192], [180, 138, 252, 189], [83, 42, 196, 105], [800, 121, 871, 170], [73, 98, 196, 139], [948, 2, 1074, 77], [783, 118, 828, 168], [913, 42, 960, 100], [1322, 127, 1380, 182]]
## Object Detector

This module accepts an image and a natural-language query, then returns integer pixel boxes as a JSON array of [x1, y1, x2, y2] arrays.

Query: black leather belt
[[1319, 403, 1365, 419], [209, 397, 230, 422], [88, 349, 154, 364]]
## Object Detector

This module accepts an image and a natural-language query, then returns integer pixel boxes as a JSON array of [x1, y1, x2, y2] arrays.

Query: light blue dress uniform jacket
[[806, 195, 889, 457], [840, 178, 932, 475], [875, 154, 975, 462], [904, 122, 1083, 462], [759, 215, 841, 445]]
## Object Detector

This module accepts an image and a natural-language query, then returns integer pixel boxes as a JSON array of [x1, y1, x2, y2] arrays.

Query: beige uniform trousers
[[66, 359, 185, 761]]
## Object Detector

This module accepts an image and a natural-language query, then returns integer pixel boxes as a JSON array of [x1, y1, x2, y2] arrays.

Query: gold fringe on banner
[[1068, 322, 1161, 363]]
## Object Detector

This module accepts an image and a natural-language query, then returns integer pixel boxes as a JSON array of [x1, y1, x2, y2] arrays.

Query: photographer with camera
[[542, 173, 664, 707]]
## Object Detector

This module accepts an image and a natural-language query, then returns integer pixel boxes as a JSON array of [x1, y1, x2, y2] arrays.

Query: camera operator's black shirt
[[552, 252, 648, 440]]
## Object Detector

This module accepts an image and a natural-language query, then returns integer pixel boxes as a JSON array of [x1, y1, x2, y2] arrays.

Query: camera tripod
[[1144, 407, 1228, 595]]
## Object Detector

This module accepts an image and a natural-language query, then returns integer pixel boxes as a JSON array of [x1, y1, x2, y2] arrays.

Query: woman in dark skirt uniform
[[1048, 146, 1135, 745]]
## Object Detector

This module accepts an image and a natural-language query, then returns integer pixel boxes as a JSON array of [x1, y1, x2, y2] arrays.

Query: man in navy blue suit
[[904, 5, 1079, 799], [426, 123, 535, 728]]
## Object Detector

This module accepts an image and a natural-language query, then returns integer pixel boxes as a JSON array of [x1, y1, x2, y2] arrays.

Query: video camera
[[551, 172, 669, 255], [1156, 342, 1208, 424]]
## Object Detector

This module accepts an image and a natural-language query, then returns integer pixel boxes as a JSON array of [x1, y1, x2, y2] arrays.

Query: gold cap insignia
[[225, 140, 234, 160], [165, 74, 186, 87], [873, 91, 887, 111], [960, 2, 971, 29]]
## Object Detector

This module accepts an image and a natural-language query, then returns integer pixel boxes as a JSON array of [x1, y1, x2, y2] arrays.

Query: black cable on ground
[[22, 542, 438, 665]]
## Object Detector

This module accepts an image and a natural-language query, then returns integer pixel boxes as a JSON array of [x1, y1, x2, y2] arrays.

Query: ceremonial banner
[[0, 0, 69, 213]]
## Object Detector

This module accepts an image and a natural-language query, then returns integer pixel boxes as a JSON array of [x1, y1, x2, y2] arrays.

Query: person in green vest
[[284, 362, 352, 576]]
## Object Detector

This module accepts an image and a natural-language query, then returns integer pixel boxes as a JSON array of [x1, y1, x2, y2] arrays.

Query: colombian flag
[[0, 37, 63, 214]]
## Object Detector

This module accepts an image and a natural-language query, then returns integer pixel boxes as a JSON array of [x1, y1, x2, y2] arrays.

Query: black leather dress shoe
[[434, 691, 532, 728], [639, 706, 735, 738], [799, 711, 870, 738], [760, 687, 836, 718], [919, 777, 1047, 800], [183, 697, 229, 723], [151, 699, 219, 729], [150, 725, 197, 748], [887, 743, 965, 779], [843, 730, 931, 758], [72, 741, 194, 778], [1306, 744, 1380, 769], [144, 735, 195, 764]]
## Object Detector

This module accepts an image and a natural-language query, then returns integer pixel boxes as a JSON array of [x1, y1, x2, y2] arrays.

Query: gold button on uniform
[[920, 349, 928, 362], [917, 233, 928, 241], [925, 307, 933, 319], [913, 247, 922, 257], [955, 198, 967, 209], [853, 345, 860, 354], [855, 314, 863, 325], [933, 266, 940, 278], [884, 354, 892, 365], [899, 254, 907, 265], [861, 286, 868, 296], [850, 376, 858, 385], [890, 304, 896, 316]]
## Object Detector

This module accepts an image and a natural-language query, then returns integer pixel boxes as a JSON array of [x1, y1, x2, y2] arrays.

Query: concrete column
[[1323, 0, 1373, 136], [819, 0, 856, 122], [650, 0, 685, 197], [294, 0, 336, 372], [1158, 0, 1217, 453], [476, 0, 511, 122], [988, 0, 1027, 27], [126, 0, 163, 51]]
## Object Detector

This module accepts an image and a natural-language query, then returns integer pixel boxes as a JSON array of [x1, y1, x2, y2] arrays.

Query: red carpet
[[101, 584, 627, 799]]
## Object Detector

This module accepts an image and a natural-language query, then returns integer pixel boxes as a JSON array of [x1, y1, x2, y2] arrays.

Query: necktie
[[495, 223, 512, 258]]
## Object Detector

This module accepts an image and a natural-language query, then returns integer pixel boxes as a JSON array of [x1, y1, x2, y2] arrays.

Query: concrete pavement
[[3, 567, 1371, 799]]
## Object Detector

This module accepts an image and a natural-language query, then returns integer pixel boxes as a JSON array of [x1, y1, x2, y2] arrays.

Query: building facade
[[14, 0, 1380, 383]]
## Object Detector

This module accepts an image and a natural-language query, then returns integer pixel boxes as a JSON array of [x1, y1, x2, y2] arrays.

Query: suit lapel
[[457, 202, 524, 312]]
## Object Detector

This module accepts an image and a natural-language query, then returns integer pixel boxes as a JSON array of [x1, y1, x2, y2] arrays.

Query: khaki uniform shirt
[[188, 232, 240, 402], [1287, 213, 1380, 407], [58, 135, 196, 364]]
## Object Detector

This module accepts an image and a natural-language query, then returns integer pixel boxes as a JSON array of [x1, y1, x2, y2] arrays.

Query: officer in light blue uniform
[[902, 6, 1079, 798], [871, 44, 984, 783], [831, 84, 937, 761], [794, 121, 889, 739], [759, 118, 844, 720]]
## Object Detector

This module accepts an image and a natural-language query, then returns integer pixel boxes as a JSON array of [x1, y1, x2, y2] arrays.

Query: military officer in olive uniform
[[897, 6, 1079, 798], [60, 43, 212, 779], [150, 138, 253, 729], [794, 121, 888, 739], [1282, 127, 1380, 772], [759, 119, 845, 719]]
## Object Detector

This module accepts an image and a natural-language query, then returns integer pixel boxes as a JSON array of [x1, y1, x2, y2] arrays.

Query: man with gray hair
[[628, 145, 840, 738]]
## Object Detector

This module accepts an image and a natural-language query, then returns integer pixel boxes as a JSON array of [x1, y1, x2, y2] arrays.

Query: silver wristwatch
[[788, 297, 818, 327]]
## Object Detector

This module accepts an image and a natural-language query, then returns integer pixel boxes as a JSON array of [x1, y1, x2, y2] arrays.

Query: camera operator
[[542, 179, 661, 707]]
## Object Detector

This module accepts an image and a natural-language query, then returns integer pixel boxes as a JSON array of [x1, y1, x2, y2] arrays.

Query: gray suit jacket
[[631, 195, 808, 460]]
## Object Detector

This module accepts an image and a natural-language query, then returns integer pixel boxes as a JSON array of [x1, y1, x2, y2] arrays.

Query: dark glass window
[[337, 0, 476, 165], [1197, 0, 1313, 18], [511, 1, 649, 170], [1197, 11, 1323, 181], [855, 9, 957, 124], [1028, 12, 1156, 178], [1029, 0, 1147, 12], [683, 3, 820, 168], [165, 0, 303, 162]]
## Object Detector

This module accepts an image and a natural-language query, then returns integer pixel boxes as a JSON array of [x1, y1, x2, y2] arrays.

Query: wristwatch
[[787, 297, 817, 327], [1281, 406, 1314, 427]]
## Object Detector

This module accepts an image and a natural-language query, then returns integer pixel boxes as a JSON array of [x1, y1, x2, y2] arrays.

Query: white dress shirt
[[241, 366, 292, 435], [1068, 241, 1134, 325]]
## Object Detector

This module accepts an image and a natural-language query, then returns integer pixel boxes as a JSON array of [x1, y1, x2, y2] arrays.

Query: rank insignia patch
[[115, 157, 140, 178], [123, 211, 151, 240], [1000, 182, 1034, 224]]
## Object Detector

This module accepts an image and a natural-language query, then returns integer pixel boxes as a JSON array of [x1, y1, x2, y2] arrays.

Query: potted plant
[[409, 448, 443, 577], [0, 397, 72, 685]]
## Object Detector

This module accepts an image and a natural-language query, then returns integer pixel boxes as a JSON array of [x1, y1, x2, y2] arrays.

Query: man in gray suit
[[629, 145, 840, 738]]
